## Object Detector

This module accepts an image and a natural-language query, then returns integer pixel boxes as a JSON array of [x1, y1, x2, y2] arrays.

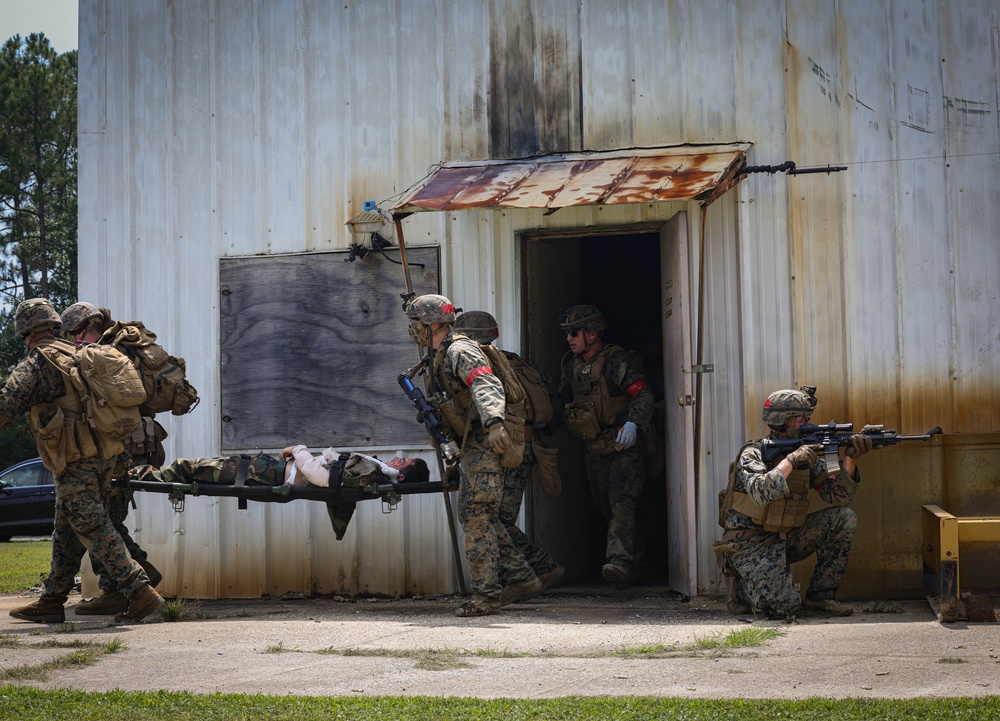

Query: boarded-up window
[[219, 248, 439, 452]]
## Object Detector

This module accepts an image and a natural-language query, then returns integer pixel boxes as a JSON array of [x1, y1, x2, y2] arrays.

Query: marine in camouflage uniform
[[4, 299, 163, 624], [407, 295, 536, 617], [456, 311, 563, 604], [721, 388, 874, 618], [60, 302, 165, 614], [554, 305, 654, 589]]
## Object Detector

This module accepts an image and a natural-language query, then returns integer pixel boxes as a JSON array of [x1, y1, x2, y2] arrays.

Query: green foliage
[[0, 538, 50, 592], [0, 32, 78, 467], [0, 688, 996, 721]]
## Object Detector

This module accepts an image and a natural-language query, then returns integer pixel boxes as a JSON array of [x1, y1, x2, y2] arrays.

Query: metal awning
[[388, 142, 752, 220]]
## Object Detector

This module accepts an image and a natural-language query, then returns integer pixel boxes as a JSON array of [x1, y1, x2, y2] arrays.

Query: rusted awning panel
[[389, 143, 751, 220]]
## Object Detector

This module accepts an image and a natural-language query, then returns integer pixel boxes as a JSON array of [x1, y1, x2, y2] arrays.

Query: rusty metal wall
[[78, 0, 1000, 599]]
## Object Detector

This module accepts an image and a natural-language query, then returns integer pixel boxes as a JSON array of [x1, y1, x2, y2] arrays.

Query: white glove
[[615, 421, 638, 450]]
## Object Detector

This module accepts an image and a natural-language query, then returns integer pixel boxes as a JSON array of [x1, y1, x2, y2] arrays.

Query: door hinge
[[691, 364, 714, 374]]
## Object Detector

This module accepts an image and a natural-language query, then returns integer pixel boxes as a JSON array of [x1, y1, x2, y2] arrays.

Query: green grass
[[0, 637, 125, 682], [0, 688, 995, 720], [694, 626, 784, 650], [0, 539, 52, 593]]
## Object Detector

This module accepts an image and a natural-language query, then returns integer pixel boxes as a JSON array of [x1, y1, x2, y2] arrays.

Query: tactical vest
[[721, 439, 813, 534], [562, 344, 631, 455], [30, 338, 123, 473], [430, 333, 476, 440]]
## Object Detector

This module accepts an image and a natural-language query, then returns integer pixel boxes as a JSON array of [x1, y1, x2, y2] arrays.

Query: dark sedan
[[0, 457, 54, 541]]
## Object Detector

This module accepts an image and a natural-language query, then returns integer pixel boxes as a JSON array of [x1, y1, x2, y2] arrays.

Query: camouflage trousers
[[584, 443, 645, 570], [728, 506, 857, 617], [459, 436, 536, 602], [92, 488, 148, 592], [499, 446, 558, 584], [130, 455, 287, 486], [42, 457, 148, 603], [92, 445, 163, 591]]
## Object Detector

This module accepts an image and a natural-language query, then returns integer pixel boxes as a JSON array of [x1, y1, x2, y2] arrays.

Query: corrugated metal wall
[[79, 0, 1000, 599]]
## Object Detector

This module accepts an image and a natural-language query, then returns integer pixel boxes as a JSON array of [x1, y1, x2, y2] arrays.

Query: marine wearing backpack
[[32, 337, 145, 470]]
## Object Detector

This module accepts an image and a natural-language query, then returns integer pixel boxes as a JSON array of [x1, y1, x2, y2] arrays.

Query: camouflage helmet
[[14, 298, 62, 339], [60, 302, 103, 335], [762, 387, 818, 426], [405, 294, 457, 325], [558, 304, 605, 334], [455, 310, 499, 344]]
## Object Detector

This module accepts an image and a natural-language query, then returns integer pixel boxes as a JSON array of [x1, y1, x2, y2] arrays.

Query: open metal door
[[660, 212, 698, 596]]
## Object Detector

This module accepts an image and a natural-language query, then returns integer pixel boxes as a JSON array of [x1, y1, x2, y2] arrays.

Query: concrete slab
[[1, 589, 997, 699]]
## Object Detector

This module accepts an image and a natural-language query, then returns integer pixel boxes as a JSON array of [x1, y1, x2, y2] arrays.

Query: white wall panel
[[79, 0, 1000, 599]]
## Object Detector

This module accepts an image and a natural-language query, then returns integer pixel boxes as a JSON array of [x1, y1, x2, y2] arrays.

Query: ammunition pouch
[[762, 497, 810, 533], [500, 415, 526, 468], [436, 391, 471, 440], [564, 400, 601, 440], [585, 429, 619, 457], [533, 441, 562, 498], [31, 405, 101, 475], [762, 466, 811, 533]]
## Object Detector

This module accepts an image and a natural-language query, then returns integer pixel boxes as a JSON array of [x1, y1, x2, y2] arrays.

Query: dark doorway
[[522, 229, 668, 587]]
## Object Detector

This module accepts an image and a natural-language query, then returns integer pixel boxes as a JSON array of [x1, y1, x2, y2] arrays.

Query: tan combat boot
[[500, 576, 543, 606], [803, 597, 853, 616], [115, 584, 165, 623], [454, 596, 501, 617], [74, 591, 128, 615], [9, 597, 65, 624], [725, 574, 752, 615], [601, 562, 629, 589], [537, 565, 565, 591]]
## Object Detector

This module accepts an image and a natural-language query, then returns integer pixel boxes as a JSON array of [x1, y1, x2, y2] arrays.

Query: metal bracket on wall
[[691, 364, 714, 373]]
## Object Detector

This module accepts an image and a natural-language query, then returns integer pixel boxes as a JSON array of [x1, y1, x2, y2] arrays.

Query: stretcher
[[117, 477, 446, 513], [111, 455, 452, 543]]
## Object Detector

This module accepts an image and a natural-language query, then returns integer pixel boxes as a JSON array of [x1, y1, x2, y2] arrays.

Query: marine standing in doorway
[[554, 304, 654, 588]]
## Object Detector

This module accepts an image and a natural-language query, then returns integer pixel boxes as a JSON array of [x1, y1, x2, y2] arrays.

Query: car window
[[0, 464, 42, 488]]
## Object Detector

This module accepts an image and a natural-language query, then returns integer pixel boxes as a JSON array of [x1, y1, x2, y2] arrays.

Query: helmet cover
[[14, 298, 61, 338], [455, 310, 499, 345]]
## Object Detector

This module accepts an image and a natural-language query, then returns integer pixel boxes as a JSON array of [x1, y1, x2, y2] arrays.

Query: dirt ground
[[2, 586, 997, 699]]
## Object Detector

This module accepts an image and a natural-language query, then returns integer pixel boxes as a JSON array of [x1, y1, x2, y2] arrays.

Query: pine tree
[[0, 33, 78, 468]]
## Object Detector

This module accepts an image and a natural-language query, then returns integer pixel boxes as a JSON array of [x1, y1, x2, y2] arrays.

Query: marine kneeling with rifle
[[716, 386, 875, 619]]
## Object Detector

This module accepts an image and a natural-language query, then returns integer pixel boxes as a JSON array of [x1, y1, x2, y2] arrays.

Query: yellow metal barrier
[[922, 504, 1000, 622]]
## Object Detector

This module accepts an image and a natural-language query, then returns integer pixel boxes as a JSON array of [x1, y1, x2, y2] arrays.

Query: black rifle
[[761, 421, 942, 473], [398, 372, 463, 468]]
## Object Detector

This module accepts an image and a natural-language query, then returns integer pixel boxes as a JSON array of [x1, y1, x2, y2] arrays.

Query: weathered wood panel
[[219, 248, 439, 451]]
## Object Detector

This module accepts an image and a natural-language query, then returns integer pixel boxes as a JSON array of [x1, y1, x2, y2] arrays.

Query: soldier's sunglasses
[[565, 327, 583, 338]]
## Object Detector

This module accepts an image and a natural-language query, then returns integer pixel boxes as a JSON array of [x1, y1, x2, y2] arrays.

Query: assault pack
[[33, 338, 146, 468], [102, 321, 200, 415]]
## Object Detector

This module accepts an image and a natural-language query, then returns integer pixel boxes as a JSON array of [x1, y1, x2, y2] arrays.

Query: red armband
[[465, 365, 493, 386], [626, 380, 649, 397]]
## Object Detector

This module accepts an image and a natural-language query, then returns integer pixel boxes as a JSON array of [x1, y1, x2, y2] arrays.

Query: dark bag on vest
[[110, 322, 200, 415]]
